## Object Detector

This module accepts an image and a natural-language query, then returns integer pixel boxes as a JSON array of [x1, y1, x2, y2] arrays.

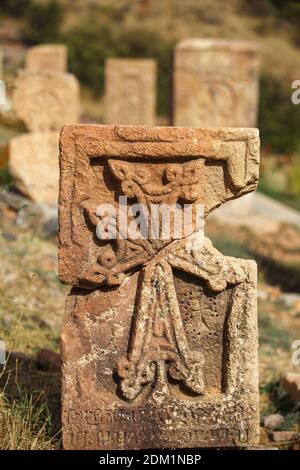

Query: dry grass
[[0, 223, 63, 449], [0, 389, 56, 450], [0, 336, 60, 450]]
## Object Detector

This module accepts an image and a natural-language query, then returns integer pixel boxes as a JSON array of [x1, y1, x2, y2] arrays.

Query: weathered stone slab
[[59, 125, 260, 449], [208, 191, 300, 233], [104, 59, 156, 125], [25, 44, 67, 72], [268, 431, 299, 443], [12, 70, 80, 132], [9, 131, 59, 206], [173, 39, 259, 127], [0, 48, 3, 80]]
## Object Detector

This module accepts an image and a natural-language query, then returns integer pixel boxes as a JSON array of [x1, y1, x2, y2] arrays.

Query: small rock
[[269, 431, 299, 443], [6, 351, 33, 369], [4, 272, 17, 285], [281, 372, 300, 403], [30, 315, 51, 330], [1, 231, 17, 241], [36, 348, 61, 372], [15, 202, 58, 237], [42, 215, 58, 238], [280, 293, 300, 309], [35, 203, 58, 238], [264, 413, 284, 430], [257, 289, 269, 301], [293, 440, 300, 450]]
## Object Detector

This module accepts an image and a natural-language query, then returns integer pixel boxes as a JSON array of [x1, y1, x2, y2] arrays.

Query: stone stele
[[9, 131, 59, 206], [25, 44, 67, 73], [0, 47, 3, 80], [104, 59, 156, 125], [173, 39, 259, 128], [12, 70, 80, 132], [59, 124, 260, 450]]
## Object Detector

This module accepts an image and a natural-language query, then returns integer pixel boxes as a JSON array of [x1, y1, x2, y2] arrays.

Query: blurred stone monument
[[0, 48, 3, 80], [26, 44, 67, 73], [173, 38, 259, 128], [12, 70, 80, 132], [9, 132, 60, 206], [59, 124, 260, 449], [104, 58, 156, 125], [9, 48, 80, 207], [173, 38, 259, 223]]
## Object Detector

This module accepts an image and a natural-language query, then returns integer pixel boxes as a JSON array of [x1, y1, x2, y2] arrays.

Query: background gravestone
[[173, 38, 259, 128], [104, 58, 157, 125], [9, 131, 60, 207], [9, 55, 80, 205], [0, 48, 3, 80], [12, 70, 80, 132], [25, 44, 67, 73], [59, 124, 260, 450]]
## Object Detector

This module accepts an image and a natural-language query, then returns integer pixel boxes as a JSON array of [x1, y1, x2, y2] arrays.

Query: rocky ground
[[0, 188, 299, 449], [0, 188, 64, 449], [206, 218, 300, 449]]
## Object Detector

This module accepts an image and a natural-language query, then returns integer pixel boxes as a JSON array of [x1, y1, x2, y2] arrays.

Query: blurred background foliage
[[1, 0, 174, 116], [1, 0, 300, 165], [259, 75, 300, 154], [63, 22, 174, 116]]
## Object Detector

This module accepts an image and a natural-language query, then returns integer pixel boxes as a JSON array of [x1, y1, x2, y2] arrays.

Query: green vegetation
[[0, 0, 31, 18], [259, 75, 300, 154], [2, 0, 300, 135], [0, 229, 63, 449], [208, 235, 252, 259], [210, 230, 300, 292], [259, 312, 293, 350], [0, 388, 56, 450], [260, 379, 300, 430], [259, 178, 300, 212], [1, 1, 173, 115], [23, 1, 64, 45], [289, 159, 300, 197], [0, 168, 12, 186], [270, 0, 300, 43], [243, 0, 300, 42], [64, 21, 173, 115]]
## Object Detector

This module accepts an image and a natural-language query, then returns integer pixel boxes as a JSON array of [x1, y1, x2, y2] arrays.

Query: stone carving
[[12, 70, 80, 132], [104, 59, 156, 125], [9, 131, 59, 206], [25, 44, 67, 73], [59, 125, 260, 449], [173, 39, 259, 128]]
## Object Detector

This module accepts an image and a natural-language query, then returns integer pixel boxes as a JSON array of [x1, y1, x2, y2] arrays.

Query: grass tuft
[[0, 388, 57, 450]]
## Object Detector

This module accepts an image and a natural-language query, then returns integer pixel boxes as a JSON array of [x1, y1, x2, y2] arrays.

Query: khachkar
[[25, 44, 67, 73], [104, 59, 156, 125], [59, 124, 260, 449], [0, 47, 3, 80], [9, 48, 80, 207], [173, 39, 259, 128]]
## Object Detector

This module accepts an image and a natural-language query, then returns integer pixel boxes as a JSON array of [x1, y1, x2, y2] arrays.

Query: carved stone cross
[[59, 125, 260, 449]]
